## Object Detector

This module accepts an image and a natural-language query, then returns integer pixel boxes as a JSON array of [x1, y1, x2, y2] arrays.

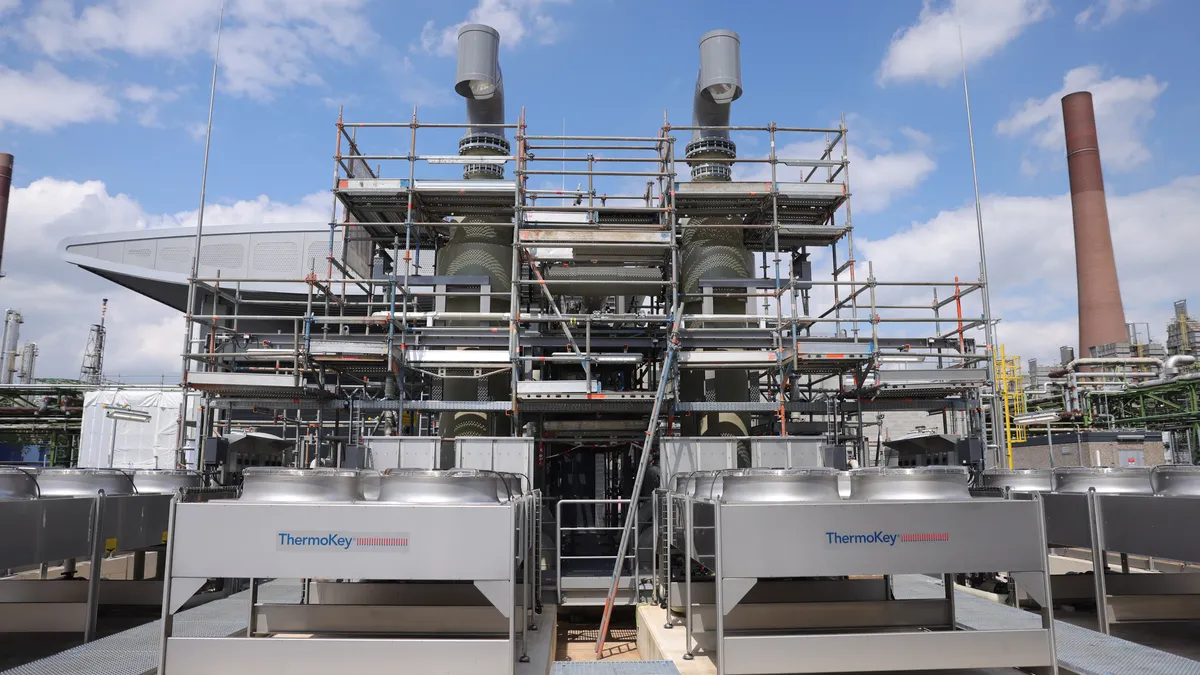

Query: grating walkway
[[0, 581, 301, 675], [552, 663, 680, 675], [894, 574, 1200, 675]]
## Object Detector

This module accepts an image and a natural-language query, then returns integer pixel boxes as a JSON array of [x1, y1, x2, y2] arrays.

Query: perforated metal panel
[[252, 240, 299, 273]]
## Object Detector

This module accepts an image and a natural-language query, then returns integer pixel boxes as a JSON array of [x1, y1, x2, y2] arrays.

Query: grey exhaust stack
[[436, 24, 514, 448], [680, 30, 752, 459], [686, 30, 742, 181], [455, 24, 510, 179]]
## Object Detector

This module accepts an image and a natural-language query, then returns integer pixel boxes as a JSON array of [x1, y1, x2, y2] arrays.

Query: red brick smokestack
[[1062, 91, 1126, 358], [0, 153, 11, 278]]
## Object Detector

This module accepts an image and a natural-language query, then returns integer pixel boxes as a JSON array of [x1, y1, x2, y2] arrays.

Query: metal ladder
[[653, 488, 671, 605]]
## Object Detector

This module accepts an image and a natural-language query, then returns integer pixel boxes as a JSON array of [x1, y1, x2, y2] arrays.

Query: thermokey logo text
[[277, 532, 409, 551], [825, 531, 950, 546]]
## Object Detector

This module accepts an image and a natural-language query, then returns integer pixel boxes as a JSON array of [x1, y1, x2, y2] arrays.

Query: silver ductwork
[[680, 31, 751, 458], [437, 24, 514, 446]]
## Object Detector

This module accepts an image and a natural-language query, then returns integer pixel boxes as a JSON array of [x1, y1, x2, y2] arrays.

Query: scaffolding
[[172, 111, 996, 477]]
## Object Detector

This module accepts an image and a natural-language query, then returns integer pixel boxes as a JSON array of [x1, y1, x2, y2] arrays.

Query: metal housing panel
[[169, 502, 514, 580], [717, 499, 1047, 578], [455, 437, 534, 478], [362, 436, 440, 470], [1098, 493, 1200, 562], [659, 437, 737, 482], [749, 437, 825, 468], [164, 636, 514, 675], [720, 630, 1053, 674]]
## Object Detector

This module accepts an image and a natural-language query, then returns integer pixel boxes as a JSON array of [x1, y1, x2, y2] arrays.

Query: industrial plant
[[0, 18, 1198, 675]]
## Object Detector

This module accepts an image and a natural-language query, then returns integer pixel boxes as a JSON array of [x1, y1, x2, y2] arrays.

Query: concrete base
[[635, 604, 1029, 675], [519, 604, 558, 675], [636, 605, 716, 675]]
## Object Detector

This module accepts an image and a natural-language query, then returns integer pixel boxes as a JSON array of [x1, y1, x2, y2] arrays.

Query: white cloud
[[0, 0, 21, 14], [2, 176, 327, 379], [879, 0, 1050, 86], [0, 62, 119, 131], [738, 131, 937, 214], [418, 0, 569, 56], [997, 65, 1167, 169], [1076, 0, 1156, 26], [122, 84, 183, 126], [856, 176, 1200, 361], [20, 0, 378, 100]]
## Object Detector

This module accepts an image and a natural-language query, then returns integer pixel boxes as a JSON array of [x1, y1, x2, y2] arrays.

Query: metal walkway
[[894, 574, 1200, 675], [0, 581, 301, 675]]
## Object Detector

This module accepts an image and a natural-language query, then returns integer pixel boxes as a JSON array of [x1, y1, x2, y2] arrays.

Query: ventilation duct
[[454, 24, 510, 180], [680, 30, 751, 461], [686, 30, 742, 181], [437, 24, 514, 448]]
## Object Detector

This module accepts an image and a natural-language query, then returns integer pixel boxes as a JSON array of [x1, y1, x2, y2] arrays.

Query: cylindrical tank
[[378, 469, 508, 504], [680, 30, 751, 457], [979, 468, 1054, 493], [35, 468, 136, 497], [439, 24, 514, 450], [848, 467, 971, 501], [0, 467, 39, 499], [1053, 467, 1153, 494], [240, 467, 365, 503], [1150, 465, 1200, 497], [717, 468, 842, 503], [132, 469, 204, 494]]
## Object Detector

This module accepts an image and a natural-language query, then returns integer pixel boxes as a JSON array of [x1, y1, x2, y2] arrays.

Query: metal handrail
[[555, 497, 651, 605]]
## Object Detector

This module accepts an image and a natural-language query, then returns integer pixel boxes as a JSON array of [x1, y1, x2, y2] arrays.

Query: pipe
[[454, 24, 509, 180], [1063, 92, 1127, 359], [686, 30, 742, 181], [679, 30, 750, 464], [0, 153, 11, 277], [437, 23, 514, 448], [1055, 357, 1163, 376]]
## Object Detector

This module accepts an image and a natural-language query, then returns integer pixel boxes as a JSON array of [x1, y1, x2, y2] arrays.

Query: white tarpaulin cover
[[80, 388, 192, 469]]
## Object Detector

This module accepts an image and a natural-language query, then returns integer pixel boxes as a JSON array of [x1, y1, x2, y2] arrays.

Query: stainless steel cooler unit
[[157, 467, 541, 675], [664, 466, 1058, 674]]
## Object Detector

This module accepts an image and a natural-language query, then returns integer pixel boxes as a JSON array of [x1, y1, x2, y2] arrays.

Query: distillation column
[[436, 24, 514, 443], [680, 30, 752, 462]]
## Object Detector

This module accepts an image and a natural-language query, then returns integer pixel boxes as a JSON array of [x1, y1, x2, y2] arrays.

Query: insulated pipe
[[437, 24, 514, 449], [0, 153, 11, 277], [1056, 357, 1163, 376], [680, 30, 750, 463], [1063, 92, 1126, 360]]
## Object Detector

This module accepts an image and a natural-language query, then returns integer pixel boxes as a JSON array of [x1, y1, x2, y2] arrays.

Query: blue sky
[[1, 0, 1198, 377]]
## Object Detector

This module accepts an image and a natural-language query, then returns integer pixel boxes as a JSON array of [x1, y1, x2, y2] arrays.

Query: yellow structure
[[994, 345, 1027, 468]]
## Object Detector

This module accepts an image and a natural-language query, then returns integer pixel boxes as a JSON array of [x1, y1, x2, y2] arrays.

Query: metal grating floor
[[552, 662, 680, 675], [893, 574, 1200, 675], [0, 581, 301, 675]]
